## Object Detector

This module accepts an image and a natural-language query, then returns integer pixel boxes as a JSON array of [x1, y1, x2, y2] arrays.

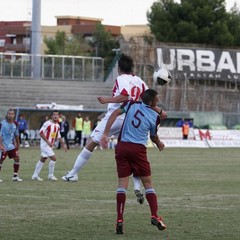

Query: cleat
[[0, 178, 3, 183], [134, 189, 144, 204], [12, 176, 23, 182], [151, 216, 166, 231], [48, 175, 58, 181], [116, 220, 124, 234], [62, 173, 78, 182], [32, 176, 43, 181]]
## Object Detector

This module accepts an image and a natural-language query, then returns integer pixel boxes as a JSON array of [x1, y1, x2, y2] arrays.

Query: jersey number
[[132, 110, 144, 128], [130, 86, 141, 101]]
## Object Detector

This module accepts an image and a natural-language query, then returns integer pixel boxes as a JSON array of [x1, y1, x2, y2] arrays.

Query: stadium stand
[[0, 78, 113, 109]]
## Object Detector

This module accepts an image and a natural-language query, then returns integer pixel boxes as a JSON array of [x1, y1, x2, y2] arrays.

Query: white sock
[[49, 160, 56, 177], [69, 148, 92, 175], [132, 176, 142, 190], [33, 160, 44, 177]]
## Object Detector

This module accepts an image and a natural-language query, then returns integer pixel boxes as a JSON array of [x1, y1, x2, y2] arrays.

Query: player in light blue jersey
[[0, 109, 23, 182], [100, 89, 166, 234]]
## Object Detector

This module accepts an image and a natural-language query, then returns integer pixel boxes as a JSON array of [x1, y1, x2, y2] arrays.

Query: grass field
[[0, 147, 239, 240]]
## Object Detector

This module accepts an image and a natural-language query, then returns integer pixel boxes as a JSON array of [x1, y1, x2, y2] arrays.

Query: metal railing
[[0, 52, 104, 81]]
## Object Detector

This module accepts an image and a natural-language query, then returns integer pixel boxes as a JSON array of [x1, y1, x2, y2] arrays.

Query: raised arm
[[97, 94, 128, 104]]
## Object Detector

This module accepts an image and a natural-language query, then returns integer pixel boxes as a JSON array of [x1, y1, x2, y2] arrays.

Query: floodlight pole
[[31, 0, 41, 79]]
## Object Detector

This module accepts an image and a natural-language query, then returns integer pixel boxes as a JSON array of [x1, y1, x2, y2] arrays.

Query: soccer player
[[32, 110, 67, 181], [0, 108, 23, 182], [100, 89, 166, 234], [62, 54, 166, 203]]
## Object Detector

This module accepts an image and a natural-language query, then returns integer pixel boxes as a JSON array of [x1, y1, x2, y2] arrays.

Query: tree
[[44, 31, 90, 56], [147, 0, 240, 47], [89, 23, 120, 71]]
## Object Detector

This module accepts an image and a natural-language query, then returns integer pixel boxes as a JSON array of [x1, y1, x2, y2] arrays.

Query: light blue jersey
[[119, 101, 160, 146], [0, 119, 19, 151]]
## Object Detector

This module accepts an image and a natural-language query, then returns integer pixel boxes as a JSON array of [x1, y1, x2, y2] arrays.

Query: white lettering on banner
[[177, 49, 195, 71], [158, 127, 195, 139], [162, 140, 208, 148], [217, 52, 236, 73], [157, 47, 240, 80], [154, 127, 240, 148], [196, 50, 215, 72], [207, 140, 240, 148]]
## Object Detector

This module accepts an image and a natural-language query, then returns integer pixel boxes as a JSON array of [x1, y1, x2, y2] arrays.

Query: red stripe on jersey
[[120, 88, 129, 96], [45, 125, 51, 140], [112, 80, 118, 97]]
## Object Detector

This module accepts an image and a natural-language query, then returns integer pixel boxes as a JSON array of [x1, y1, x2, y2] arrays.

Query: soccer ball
[[153, 68, 172, 85]]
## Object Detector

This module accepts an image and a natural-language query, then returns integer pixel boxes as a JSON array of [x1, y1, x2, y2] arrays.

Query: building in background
[[0, 21, 31, 53], [0, 16, 137, 55]]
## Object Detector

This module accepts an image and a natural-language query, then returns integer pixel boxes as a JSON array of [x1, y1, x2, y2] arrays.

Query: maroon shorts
[[0, 148, 19, 161], [115, 142, 151, 178]]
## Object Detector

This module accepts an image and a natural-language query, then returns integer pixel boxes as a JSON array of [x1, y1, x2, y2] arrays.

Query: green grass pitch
[[0, 147, 239, 240]]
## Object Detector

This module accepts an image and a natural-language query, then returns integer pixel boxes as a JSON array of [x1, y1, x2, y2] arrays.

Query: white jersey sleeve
[[107, 74, 148, 112]]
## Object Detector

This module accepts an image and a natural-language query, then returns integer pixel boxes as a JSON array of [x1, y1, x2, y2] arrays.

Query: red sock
[[146, 190, 158, 218], [116, 189, 126, 221], [13, 162, 20, 176]]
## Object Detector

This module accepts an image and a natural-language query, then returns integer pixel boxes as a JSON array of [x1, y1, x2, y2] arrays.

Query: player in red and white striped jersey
[[32, 110, 67, 181], [62, 54, 166, 205]]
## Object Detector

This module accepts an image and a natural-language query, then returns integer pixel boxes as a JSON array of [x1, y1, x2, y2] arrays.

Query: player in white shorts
[[62, 54, 166, 203], [32, 110, 67, 181]]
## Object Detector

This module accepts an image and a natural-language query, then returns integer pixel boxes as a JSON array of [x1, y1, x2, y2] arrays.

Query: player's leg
[[116, 177, 129, 234], [32, 150, 47, 181], [140, 176, 166, 231], [8, 149, 23, 182], [132, 176, 144, 204], [0, 152, 6, 182], [62, 138, 97, 181], [115, 141, 132, 234], [48, 154, 57, 181], [62, 116, 113, 181], [64, 134, 69, 149]]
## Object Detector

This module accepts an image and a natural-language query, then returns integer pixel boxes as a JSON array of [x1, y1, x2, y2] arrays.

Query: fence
[[0, 52, 104, 81]]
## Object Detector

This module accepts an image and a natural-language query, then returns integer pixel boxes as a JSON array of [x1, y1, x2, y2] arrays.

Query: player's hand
[[100, 135, 109, 149], [97, 97, 107, 104], [160, 110, 167, 120], [157, 141, 165, 152], [0, 144, 6, 152], [48, 141, 53, 148]]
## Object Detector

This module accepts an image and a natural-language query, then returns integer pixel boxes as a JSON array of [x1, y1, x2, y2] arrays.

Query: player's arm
[[97, 94, 128, 104], [39, 131, 53, 147], [15, 134, 20, 150], [13, 123, 20, 149], [0, 126, 4, 151], [0, 136, 5, 152], [100, 108, 125, 149], [150, 134, 165, 152], [152, 106, 167, 120]]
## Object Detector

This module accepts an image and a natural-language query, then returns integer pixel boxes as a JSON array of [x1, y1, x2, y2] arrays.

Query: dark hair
[[51, 110, 59, 115], [118, 53, 134, 74], [141, 89, 158, 105], [5, 108, 15, 119]]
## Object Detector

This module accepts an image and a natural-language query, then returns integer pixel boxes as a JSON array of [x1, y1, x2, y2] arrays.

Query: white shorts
[[40, 145, 55, 158], [90, 111, 125, 144]]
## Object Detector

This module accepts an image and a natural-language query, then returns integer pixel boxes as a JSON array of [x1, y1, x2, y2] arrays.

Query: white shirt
[[107, 74, 148, 112]]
